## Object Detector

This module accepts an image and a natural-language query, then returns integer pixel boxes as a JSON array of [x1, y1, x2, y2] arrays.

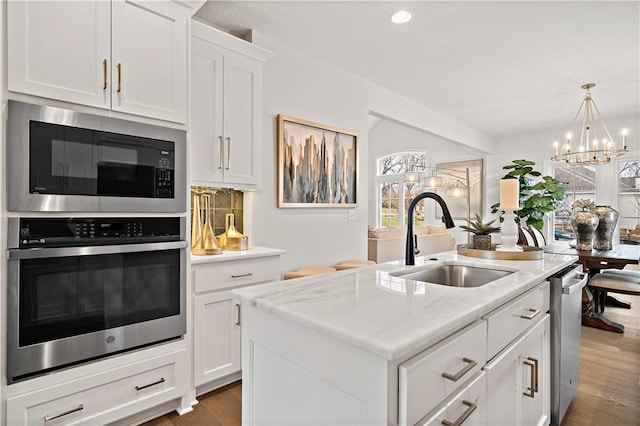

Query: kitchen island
[[233, 251, 578, 425]]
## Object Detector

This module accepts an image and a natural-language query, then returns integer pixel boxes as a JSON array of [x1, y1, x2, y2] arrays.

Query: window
[[376, 152, 427, 227], [618, 160, 640, 244], [552, 165, 597, 241]]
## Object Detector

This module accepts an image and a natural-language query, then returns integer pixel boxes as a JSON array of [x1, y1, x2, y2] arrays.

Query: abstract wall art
[[278, 115, 358, 208]]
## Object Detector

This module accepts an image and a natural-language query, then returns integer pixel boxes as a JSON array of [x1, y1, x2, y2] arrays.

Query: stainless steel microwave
[[7, 100, 186, 212]]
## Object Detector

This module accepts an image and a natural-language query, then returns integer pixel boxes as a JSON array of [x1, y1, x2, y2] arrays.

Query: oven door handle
[[8, 241, 187, 260]]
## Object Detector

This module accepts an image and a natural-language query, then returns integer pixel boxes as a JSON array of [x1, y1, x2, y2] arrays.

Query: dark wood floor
[[144, 297, 639, 426]]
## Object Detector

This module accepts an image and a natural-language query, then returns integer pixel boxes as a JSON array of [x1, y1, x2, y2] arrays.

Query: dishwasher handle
[[562, 272, 588, 295]]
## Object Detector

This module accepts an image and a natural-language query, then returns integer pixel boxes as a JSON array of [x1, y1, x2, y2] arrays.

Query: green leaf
[[513, 160, 536, 166]]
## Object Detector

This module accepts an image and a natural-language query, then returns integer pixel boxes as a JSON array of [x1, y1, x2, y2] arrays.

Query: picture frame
[[435, 159, 484, 220], [277, 114, 358, 208]]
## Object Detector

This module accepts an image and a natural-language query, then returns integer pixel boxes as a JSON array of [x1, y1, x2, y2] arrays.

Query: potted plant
[[490, 159, 567, 230], [460, 213, 501, 250]]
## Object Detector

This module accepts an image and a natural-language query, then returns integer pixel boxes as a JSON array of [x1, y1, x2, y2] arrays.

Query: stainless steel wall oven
[[7, 217, 187, 383], [7, 100, 186, 212]]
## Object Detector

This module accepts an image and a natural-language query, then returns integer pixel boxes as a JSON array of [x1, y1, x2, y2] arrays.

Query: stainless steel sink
[[391, 264, 513, 288]]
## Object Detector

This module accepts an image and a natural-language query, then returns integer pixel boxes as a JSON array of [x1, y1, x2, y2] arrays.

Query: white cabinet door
[[521, 315, 550, 426], [193, 291, 241, 387], [190, 22, 265, 187], [111, 0, 187, 123], [8, 1, 111, 108], [485, 315, 550, 426], [8, 0, 187, 123], [223, 51, 261, 185], [190, 37, 225, 183]]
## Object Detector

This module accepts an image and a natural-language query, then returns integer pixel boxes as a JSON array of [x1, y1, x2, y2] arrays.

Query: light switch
[[348, 209, 357, 221]]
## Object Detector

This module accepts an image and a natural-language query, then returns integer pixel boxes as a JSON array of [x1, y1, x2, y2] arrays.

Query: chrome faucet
[[405, 192, 456, 265]]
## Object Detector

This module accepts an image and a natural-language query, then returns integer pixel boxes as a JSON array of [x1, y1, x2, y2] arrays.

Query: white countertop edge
[[234, 251, 578, 361], [190, 246, 286, 264]]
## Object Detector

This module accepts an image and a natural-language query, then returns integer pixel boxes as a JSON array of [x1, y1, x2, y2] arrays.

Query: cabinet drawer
[[484, 281, 549, 360], [418, 371, 487, 426], [399, 321, 487, 426], [194, 256, 281, 293], [6, 351, 185, 426]]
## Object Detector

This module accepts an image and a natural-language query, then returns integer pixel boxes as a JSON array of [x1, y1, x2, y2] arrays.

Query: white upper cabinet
[[8, 0, 188, 123], [190, 20, 272, 188]]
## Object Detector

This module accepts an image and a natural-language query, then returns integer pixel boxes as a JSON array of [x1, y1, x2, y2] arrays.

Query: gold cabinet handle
[[528, 356, 539, 393], [135, 377, 165, 391], [116, 63, 122, 93], [520, 308, 540, 320], [523, 359, 536, 398], [442, 357, 477, 382], [44, 404, 84, 422], [235, 303, 241, 326], [441, 400, 477, 426], [102, 59, 108, 89], [226, 137, 231, 169], [231, 272, 253, 278], [218, 136, 224, 169]]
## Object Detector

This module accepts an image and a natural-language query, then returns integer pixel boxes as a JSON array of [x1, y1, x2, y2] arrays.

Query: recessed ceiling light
[[391, 10, 412, 24]]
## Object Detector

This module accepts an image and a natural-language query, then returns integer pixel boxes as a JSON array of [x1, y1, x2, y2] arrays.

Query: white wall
[[248, 32, 493, 272]]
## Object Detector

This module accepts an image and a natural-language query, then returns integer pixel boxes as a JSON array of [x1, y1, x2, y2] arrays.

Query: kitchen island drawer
[[193, 255, 281, 293], [398, 321, 487, 426], [6, 350, 186, 426], [484, 281, 549, 360], [417, 371, 487, 426]]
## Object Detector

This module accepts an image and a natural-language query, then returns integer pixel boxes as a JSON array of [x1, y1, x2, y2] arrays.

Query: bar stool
[[283, 266, 337, 280], [334, 260, 376, 271]]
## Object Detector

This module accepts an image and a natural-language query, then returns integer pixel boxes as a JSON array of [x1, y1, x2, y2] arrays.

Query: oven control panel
[[17, 217, 182, 248]]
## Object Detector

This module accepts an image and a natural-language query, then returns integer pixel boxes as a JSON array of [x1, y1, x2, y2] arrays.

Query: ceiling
[[195, 1, 640, 139]]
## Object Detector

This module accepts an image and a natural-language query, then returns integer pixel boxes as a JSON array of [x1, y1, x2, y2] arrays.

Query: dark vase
[[472, 234, 492, 250], [570, 210, 598, 251], [592, 205, 619, 250]]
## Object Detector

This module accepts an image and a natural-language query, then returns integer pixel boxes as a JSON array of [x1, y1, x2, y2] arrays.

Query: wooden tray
[[457, 244, 543, 260]]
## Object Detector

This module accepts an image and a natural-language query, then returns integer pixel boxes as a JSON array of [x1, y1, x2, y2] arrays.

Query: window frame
[[375, 151, 428, 227]]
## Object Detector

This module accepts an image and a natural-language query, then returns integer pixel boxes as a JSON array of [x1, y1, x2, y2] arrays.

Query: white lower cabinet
[[192, 253, 282, 391], [241, 277, 555, 425], [484, 313, 550, 426], [6, 350, 186, 426], [193, 290, 241, 386]]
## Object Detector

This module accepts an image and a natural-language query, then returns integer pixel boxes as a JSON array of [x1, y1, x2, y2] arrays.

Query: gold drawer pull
[[135, 377, 165, 391], [528, 356, 539, 392], [442, 357, 477, 382], [102, 59, 108, 89], [218, 136, 224, 169], [235, 303, 241, 326], [520, 308, 540, 320], [231, 272, 253, 278], [44, 404, 84, 422], [441, 400, 477, 426], [116, 63, 122, 93], [523, 359, 536, 398]]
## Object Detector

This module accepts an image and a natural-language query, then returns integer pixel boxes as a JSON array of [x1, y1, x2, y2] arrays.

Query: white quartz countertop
[[233, 251, 578, 361], [191, 246, 286, 265]]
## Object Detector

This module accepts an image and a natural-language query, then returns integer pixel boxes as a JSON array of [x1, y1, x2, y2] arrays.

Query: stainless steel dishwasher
[[549, 264, 588, 425]]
